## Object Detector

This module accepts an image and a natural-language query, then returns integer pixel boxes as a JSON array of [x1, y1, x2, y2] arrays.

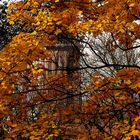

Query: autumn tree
[[0, 1, 23, 49], [0, 0, 140, 140]]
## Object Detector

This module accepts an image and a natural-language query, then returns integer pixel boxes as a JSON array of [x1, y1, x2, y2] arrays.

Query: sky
[[0, 0, 16, 5]]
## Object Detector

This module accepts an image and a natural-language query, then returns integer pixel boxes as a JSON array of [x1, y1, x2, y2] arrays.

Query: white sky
[[0, 0, 17, 4]]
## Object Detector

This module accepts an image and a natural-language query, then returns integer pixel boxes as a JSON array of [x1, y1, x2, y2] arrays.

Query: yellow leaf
[[125, 80, 131, 85], [77, 10, 83, 15], [33, 40, 39, 46], [9, 21, 14, 25], [7, 62, 11, 65], [97, 23, 102, 28], [30, 9, 36, 14], [37, 69, 43, 73], [55, 0, 59, 2], [132, 83, 140, 88], [116, 16, 119, 19], [51, 6, 55, 9], [56, 21, 62, 25], [36, 21, 40, 26], [33, 2, 39, 7], [129, 3, 136, 7], [115, 92, 121, 97], [30, 136, 35, 140], [54, 29, 62, 35], [31, 31, 37, 35], [131, 130, 140, 136]]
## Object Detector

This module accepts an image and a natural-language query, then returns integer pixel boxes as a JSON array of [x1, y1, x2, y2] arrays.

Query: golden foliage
[[0, 0, 139, 139]]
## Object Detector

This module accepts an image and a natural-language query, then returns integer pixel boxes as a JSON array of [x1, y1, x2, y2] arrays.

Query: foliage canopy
[[0, 0, 140, 139]]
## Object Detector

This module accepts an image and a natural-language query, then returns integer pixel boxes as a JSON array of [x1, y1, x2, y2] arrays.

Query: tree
[[0, 0, 140, 139], [0, 0, 22, 49]]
